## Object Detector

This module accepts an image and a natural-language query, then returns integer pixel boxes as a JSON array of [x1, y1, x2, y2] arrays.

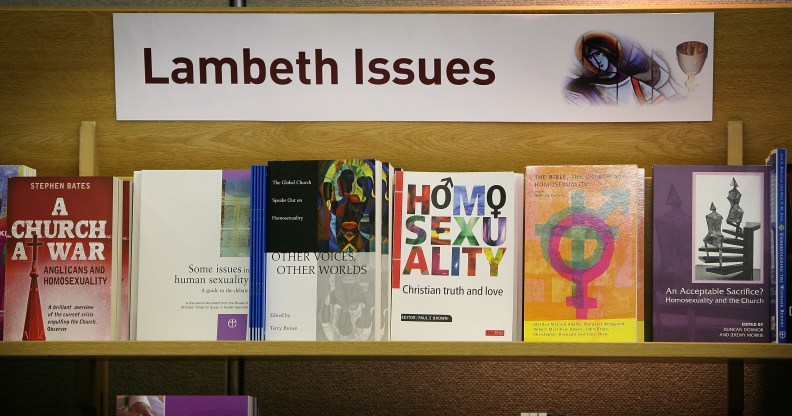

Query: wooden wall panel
[[1, 7, 791, 178], [244, 359, 728, 416]]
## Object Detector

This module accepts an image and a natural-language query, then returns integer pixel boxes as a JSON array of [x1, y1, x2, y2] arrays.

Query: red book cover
[[1, 165, 36, 340], [3, 176, 121, 341]]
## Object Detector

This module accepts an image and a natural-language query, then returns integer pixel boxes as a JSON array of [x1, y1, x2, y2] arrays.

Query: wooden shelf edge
[[2, 5, 792, 13], [1, 341, 790, 360]]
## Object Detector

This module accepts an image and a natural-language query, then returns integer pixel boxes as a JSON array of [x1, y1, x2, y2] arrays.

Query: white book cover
[[134, 170, 251, 340], [390, 171, 524, 341]]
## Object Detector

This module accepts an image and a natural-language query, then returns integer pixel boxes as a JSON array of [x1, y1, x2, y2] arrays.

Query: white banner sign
[[113, 13, 714, 122]]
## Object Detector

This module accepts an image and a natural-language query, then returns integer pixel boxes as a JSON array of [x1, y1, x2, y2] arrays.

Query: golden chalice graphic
[[676, 41, 709, 95]]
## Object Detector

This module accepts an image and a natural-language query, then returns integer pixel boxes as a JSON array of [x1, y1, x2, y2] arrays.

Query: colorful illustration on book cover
[[693, 173, 764, 283], [564, 31, 709, 106], [316, 160, 377, 340], [524, 168, 638, 341], [318, 159, 377, 253], [220, 170, 251, 258]]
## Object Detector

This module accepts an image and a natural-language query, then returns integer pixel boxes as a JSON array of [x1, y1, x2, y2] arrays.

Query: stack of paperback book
[[3, 175, 125, 341], [522, 165, 644, 343], [131, 170, 252, 341], [652, 164, 773, 342], [258, 159, 392, 341], [389, 170, 525, 341]]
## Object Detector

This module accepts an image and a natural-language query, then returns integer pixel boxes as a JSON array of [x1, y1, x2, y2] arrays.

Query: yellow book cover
[[523, 165, 641, 342]]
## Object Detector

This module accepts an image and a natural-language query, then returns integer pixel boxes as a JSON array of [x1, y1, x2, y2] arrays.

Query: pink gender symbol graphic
[[547, 211, 615, 319]]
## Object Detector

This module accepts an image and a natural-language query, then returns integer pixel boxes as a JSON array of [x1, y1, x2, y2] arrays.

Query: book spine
[[391, 170, 404, 291], [249, 165, 267, 341], [777, 150, 787, 343], [767, 149, 787, 343]]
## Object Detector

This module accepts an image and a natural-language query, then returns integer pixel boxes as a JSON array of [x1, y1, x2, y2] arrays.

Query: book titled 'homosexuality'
[[390, 170, 524, 341]]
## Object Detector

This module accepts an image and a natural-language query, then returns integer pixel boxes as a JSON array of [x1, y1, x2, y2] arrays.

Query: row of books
[[0, 149, 786, 343]]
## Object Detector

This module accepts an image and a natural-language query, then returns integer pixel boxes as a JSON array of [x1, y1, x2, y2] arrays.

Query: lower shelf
[[1, 341, 790, 360]]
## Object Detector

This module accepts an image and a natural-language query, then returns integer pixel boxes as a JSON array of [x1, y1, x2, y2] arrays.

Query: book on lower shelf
[[522, 165, 643, 342], [116, 395, 257, 416], [263, 159, 389, 341], [389, 170, 524, 341], [132, 170, 251, 341], [3, 176, 124, 341], [0, 164, 37, 340], [652, 165, 771, 342]]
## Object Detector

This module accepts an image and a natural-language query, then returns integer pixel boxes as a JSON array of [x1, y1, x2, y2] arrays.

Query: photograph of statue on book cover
[[692, 172, 764, 283]]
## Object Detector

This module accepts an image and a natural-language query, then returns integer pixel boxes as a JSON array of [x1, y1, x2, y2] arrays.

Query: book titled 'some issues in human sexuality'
[[390, 171, 524, 341], [133, 170, 251, 341], [653, 165, 771, 342], [3, 176, 123, 341], [523, 165, 643, 342], [263, 159, 390, 341]]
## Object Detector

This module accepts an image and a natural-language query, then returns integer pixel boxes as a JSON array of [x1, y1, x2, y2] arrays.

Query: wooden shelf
[[1, 341, 790, 360]]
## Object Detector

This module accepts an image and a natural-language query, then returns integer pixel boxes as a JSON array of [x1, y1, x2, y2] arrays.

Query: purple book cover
[[165, 396, 254, 416], [653, 165, 771, 342], [117, 395, 255, 416]]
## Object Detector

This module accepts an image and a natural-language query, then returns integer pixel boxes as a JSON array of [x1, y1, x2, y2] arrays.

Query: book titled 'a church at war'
[[3, 176, 123, 341]]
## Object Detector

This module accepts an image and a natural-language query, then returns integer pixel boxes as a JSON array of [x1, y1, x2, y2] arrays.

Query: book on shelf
[[119, 179, 132, 340], [132, 170, 251, 341], [765, 148, 786, 343], [379, 162, 394, 341], [263, 159, 388, 341], [249, 165, 266, 341], [116, 395, 257, 416], [523, 165, 642, 342], [3, 176, 123, 341], [636, 168, 646, 341], [788, 159, 792, 337], [765, 147, 788, 344], [652, 165, 771, 342], [390, 170, 524, 341], [129, 171, 143, 340], [0, 165, 36, 340]]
